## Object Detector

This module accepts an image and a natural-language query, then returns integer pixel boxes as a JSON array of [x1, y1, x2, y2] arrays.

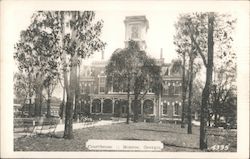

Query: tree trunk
[[28, 73, 32, 117], [214, 112, 218, 127], [64, 92, 74, 139], [181, 52, 186, 128], [126, 76, 131, 124], [187, 56, 194, 134], [60, 86, 66, 120], [34, 78, 43, 117], [28, 98, 32, 117], [46, 87, 51, 118], [59, 11, 74, 139], [133, 94, 139, 122], [34, 96, 39, 116], [38, 85, 43, 116], [74, 64, 81, 119], [47, 97, 51, 118], [208, 113, 211, 127], [199, 12, 214, 150], [64, 60, 77, 139]]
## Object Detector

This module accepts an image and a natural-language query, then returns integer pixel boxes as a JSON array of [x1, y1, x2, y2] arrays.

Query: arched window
[[131, 100, 141, 115], [120, 100, 128, 114], [92, 99, 101, 113], [143, 99, 154, 115], [81, 100, 90, 115], [114, 100, 121, 115], [103, 99, 112, 113]]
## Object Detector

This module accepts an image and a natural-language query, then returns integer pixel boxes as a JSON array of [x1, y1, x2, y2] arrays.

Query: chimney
[[101, 51, 104, 60], [160, 48, 163, 59]]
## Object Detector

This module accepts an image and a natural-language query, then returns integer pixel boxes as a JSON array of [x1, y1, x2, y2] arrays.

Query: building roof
[[124, 15, 149, 30]]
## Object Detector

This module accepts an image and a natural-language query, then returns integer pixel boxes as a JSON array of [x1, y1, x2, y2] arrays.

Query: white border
[[1, 0, 249, 158]]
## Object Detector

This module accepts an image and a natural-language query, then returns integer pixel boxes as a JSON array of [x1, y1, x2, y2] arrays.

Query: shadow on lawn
[[162, 142, 199, 151], [137, 128, 191, 135]]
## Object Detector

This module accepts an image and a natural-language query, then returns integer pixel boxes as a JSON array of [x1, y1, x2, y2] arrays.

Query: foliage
[[173, 12, 236, 149], [209, 63, 237, 126], [55, 11, 106, 139], [14, 72, 35, 105], [14, 11, 106, 137], [14, 11, 63, 116], [106, 41, 161, 122], [106, 41, 161, 95]]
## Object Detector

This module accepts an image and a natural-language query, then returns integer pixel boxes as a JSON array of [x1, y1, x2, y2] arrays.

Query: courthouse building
[[78, 16, 182, 122]]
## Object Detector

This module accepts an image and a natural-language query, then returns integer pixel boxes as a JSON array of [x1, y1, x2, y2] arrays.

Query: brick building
[[78, 16, 182, 122]]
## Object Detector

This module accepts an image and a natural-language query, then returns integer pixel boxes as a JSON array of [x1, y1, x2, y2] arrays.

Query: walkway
[[54, 119, 126, 132], [14, 119, 126, 139]]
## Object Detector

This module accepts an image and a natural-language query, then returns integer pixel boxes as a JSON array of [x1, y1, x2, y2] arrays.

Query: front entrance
[[114, 99, 128, 117]]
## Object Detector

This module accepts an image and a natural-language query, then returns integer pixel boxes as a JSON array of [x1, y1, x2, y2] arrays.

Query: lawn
[[14, 122, 237, 152]]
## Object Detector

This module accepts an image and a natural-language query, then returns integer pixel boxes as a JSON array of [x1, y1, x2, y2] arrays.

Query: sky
[[7, 1, 247, 69], [10, 10, 180, 65], [91, 10, 179, 62], [2, 0, 249, 100], [9, 9, 182, 98]]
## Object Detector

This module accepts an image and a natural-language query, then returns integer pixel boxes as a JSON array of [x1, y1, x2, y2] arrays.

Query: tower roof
[[124, 15, 149, 30]]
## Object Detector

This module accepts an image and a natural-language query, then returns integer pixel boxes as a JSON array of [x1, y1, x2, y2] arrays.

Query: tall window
[[122, 106, 126, 114], [99, 76, 106, 93], [162, 101, 169, 115], [163, 81, 170, 95], [100, 77, 106, 84], [173, 102, 181, 116], [164, 68, 169, 76], [131, 25, 139, 39], [174, 82, 181, 95], [100, 86, 105, 93], [85, 85, 89, 94]]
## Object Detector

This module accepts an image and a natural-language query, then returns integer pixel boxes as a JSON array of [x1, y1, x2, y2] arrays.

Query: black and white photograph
[[1, 0, 249, 158]]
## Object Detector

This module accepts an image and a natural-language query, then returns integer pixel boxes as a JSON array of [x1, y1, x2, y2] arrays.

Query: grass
[[14, 122, 237, 152]]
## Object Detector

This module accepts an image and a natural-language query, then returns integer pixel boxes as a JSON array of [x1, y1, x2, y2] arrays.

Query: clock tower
[[124, 16, 149, 50]]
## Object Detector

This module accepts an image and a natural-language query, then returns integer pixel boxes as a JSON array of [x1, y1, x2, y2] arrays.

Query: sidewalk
[[14, 119, 126, 139], [54, 119, 125, 132]]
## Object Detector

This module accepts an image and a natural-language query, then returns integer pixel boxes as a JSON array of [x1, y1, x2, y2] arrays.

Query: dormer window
[[165, 68, 169, 76]]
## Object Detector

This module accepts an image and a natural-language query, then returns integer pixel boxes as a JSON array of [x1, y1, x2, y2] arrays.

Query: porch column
[[129, 98, 132, 114], [112, 98, 115, 114], [101, 98, 104, 114], [141, 100, 144, 115], [158, 96, 162, 119], [90, 98, 93, 114], [153, 98, 156, 116]]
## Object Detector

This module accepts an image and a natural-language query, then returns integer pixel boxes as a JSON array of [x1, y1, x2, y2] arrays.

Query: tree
[[43, 74, 60, 118], [14, 72, 35, 116], [14, 11, 105, 139], [55, 11, 105, 139], [106, 41, 161, 123], [210, 63, 236, 127], [14, 11, 62, 117], [174, 20, 201, 133], [105, 43, 136, 124], [173, 12, 236, 149]]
